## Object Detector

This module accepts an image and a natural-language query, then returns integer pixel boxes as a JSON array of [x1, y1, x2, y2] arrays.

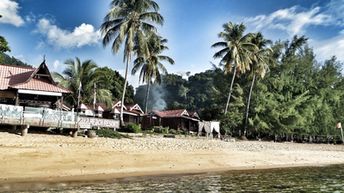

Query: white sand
[[0, 132, 343, 184]]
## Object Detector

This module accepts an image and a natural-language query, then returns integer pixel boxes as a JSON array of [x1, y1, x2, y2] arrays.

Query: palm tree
[[132, 32, 174, 113], [283, 35, 308, 62], [101, 0, 163, 125], [53, 57, 112, 107], [243, 33, 273, 135], [212, 22, 256, 114]]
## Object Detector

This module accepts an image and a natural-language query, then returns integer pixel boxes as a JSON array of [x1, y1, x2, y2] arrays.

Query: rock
[[87, 130, 97, 139]]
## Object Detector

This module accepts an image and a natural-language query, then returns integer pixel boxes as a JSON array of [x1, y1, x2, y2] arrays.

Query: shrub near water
[[127, 123, 142, 133]]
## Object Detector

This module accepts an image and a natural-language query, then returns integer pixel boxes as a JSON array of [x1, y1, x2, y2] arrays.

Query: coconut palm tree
[[53, 57, 112, 107], [243, 33, 273, 135], [132, 32, 174, 113], [101, 0, 163, 125], [212, 22, 256, 114]]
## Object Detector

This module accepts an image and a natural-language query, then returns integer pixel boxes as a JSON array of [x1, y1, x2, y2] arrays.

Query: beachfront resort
[[1, 0, 344, 192]]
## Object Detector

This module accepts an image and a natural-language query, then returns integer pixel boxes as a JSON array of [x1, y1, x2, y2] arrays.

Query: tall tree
[[101, 0, 163, 125], [243, 33, 272, 135], [53, 57, 112, 107], [212, 22, 256, 114], [96, 67, 135, 104], [0, 15, 11, 60], [132, 32, 174, 113]]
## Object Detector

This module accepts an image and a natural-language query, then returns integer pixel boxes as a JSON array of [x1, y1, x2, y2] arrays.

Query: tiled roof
[[11, 78, 70, 93], [0, 65, 33, 90], [154, 109, 189, 118], [0, 64, 70, 93]]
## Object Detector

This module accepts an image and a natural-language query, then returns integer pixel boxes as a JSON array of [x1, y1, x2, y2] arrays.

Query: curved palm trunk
[[224, 67, 238, 114], [243, 73, 256, 136], [120, 59, 130, 127], [144, 81, 151, 113]]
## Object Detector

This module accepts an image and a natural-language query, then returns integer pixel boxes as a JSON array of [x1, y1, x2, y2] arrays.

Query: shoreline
[[1, 132, 344, 188], [2, 162, 342, 184]]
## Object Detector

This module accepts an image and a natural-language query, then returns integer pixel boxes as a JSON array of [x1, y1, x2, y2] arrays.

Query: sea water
[[2, 164, 344, 193]]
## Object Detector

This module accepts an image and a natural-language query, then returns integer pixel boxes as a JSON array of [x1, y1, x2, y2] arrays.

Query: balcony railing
[[0, 104, 119, 129]]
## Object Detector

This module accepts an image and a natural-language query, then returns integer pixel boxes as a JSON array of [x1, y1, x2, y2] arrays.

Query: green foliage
[[53, 58, 113, 107], [127, 123, 142, 133], [101, 0, 164, 122], [0, 53, 29, 66], [220, 84, 245, 135], [134, 27, 344, 139], [96, 129, 131, 139], [153, 126, 169, 134], [132, 32, 174, 112], [96, 67, 134, 104], [0, 36, 10, 53], [134, 73, 189, 111]]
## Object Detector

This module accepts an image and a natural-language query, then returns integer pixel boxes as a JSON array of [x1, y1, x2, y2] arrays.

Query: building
[[0, 62, 70, 108], [0, 62, 78, 135], [102, 101, 144, 125], [142, 109, 200, 132], [0, 62, 121, 134], [78, 103, 105, 117]]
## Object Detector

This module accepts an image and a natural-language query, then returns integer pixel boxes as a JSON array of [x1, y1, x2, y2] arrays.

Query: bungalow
[[0, 61, 80, 134], [142, 109, 200, 132], [0, 62, 70, 108], [102, 101, 144, 125], [78, 103, 105, 117]]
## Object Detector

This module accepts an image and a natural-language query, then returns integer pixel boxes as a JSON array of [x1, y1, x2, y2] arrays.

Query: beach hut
[[142, 109, 200, 132], [102, 101, 144, 125]]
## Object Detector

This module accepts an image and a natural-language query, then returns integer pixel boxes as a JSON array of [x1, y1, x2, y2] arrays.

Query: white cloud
[[36, 18, 101, 49], [0, 0, 24, 26], [312, 33, 344, 62], [53, 60, 61, 70], [326, 0, 344, 25], [245, 6, 332, 36]]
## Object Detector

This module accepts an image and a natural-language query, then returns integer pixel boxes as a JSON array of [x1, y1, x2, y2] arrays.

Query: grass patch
[[96, 129, 131, 139]]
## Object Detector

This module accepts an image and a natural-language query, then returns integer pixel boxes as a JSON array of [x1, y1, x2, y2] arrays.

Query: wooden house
[[102, 101, 144, 125], [0, 62, 70, 108], [0, 62, 120, 134], [142, 109, 200, 132], [78, 103, 105, 118]]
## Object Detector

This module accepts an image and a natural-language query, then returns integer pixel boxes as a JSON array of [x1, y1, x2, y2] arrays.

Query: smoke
[[150, 84, 166, 111]]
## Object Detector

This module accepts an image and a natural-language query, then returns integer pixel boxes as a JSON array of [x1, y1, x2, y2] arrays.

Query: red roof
[[0, 64, 70, 93], [154, 109, 189, 118]]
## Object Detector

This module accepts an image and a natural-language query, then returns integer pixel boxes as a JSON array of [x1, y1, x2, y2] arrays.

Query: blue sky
[[1, 0, 344, 88]]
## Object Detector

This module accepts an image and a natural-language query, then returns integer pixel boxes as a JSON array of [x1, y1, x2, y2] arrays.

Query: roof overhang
[[18, 89, 62, 97]]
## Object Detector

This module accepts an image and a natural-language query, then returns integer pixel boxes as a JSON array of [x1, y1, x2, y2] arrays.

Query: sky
[[1, 0, 344, 88]]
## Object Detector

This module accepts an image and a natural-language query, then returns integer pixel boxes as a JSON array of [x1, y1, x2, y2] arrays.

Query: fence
[[0, 104, 119, 130]]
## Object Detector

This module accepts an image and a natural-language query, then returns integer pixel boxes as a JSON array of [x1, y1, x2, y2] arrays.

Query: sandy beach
[[0, 132, 344, 185]]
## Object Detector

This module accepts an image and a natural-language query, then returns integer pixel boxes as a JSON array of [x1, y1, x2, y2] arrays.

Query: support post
[[72, 129, 78, 138], [13, 92, 20, 132], [21, 125, 29, 136]]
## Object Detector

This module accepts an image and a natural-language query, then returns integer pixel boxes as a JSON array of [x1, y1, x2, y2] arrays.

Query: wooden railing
[[0, 104, 119, 129]]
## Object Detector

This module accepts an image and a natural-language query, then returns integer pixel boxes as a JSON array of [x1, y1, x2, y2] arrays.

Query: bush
[[96, 129, 123, 139], [127, 123, 142, 133], [162, 127, 169, 134], [152, 126, 169, 134], [169, 129, 177, 134]]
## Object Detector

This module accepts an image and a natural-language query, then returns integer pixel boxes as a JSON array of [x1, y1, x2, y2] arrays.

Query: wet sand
[[0, 132, 344, 185]]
